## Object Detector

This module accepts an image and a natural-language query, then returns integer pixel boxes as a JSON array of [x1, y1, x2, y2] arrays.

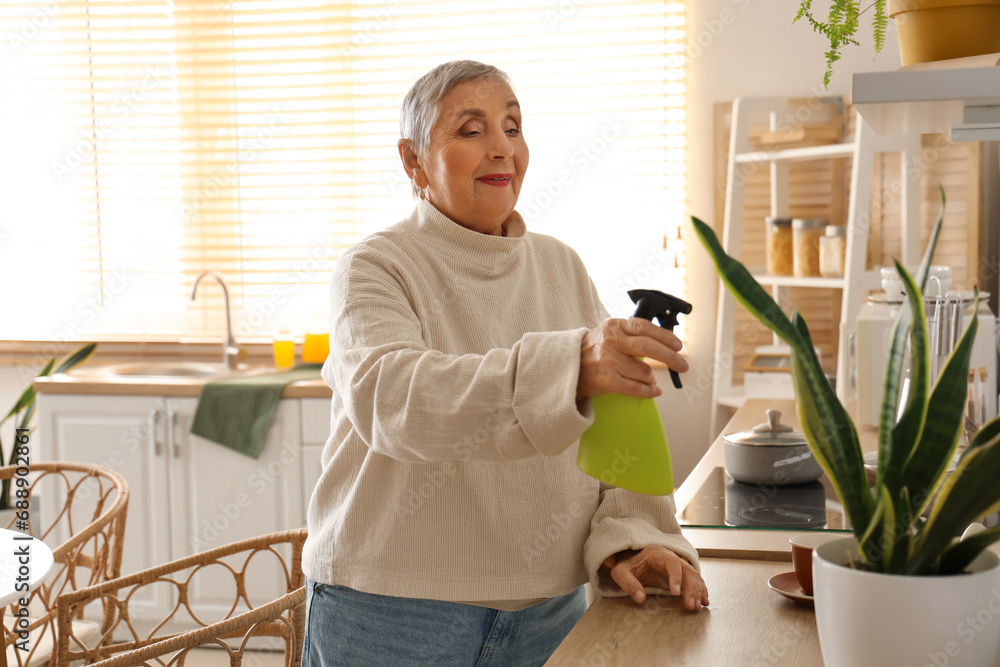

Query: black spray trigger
[[627, 289, 692, 389]]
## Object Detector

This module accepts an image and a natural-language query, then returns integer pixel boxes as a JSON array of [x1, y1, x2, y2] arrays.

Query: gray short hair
[[400, 60, 512, 197]]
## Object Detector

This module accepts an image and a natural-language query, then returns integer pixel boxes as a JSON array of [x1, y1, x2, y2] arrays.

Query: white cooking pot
[[723, 409, 823, 485]]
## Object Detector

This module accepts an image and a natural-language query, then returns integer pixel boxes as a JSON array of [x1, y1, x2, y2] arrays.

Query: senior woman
[[302, 60, 708, 666]]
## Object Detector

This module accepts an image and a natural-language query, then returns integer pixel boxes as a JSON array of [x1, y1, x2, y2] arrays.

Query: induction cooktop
[[677, 466, 850, 531]]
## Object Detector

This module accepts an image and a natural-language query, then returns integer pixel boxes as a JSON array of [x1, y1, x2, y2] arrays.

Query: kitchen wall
[[675, 0, 903, 482]]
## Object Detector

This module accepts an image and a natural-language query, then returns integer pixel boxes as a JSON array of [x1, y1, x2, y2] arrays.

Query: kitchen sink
[[102, 362, 267, 379]]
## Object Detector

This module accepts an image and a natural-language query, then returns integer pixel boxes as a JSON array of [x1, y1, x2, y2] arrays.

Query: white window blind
[[1, 0, 686, 341]]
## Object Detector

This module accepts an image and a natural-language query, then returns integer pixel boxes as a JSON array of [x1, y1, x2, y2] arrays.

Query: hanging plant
[[795, 0, 889, 87]]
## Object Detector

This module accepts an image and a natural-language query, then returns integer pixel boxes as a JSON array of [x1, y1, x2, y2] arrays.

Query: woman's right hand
[[577, 318, 688, 401]]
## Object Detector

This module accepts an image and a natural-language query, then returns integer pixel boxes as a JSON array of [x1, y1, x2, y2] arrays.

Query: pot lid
[[723, 409, 807, 447], [792, 218, 828, 230]]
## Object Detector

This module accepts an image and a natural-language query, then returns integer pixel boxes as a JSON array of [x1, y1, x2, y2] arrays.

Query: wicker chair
[[86, 586, 305, 667], [55, 528, 307, 666], [0, 462, 129, 667]]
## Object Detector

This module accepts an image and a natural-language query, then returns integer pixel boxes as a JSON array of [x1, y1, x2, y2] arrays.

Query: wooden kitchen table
[[545, 557, 821, 666]]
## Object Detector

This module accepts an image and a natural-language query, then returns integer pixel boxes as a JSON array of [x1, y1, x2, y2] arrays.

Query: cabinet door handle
[[169, 409, 179, 458], [152, 409, 163, 456]]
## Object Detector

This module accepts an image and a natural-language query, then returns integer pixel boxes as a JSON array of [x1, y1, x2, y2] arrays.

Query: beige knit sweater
[[302, 199, 699, 610]]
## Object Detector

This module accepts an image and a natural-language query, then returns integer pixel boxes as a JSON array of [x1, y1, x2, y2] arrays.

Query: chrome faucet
[[190, 271, 241, 369]]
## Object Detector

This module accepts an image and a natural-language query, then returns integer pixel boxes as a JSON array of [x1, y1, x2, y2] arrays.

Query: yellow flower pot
[[889, 0, 1000, 66]]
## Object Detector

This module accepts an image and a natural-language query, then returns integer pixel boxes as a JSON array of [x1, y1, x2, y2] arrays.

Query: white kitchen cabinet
[[301, 445, 324, 519], [168, 398, 303, 553], [168, 397, 303, 613], [299, 398, 330, 518], [300, 398, 330, 444], [38, 392, 304, 631], [39, 394, 173, 622]]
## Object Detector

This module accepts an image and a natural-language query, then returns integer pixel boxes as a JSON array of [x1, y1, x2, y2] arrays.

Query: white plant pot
[[814, 536, 1000, 667]]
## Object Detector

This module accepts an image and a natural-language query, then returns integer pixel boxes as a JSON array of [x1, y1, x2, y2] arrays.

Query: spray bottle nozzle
[[627, 289, 692, 389]]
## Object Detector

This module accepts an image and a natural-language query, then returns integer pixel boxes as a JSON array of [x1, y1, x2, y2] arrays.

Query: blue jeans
[[302, 579, 588, 666]]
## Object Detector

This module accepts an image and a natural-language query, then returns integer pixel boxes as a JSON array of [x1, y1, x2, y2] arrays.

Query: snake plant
[[0, 342, 96, 509], [692, 189, 1000, 575]]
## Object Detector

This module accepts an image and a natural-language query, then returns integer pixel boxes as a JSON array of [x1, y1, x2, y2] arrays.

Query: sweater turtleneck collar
[[413, 199, 526, 271]]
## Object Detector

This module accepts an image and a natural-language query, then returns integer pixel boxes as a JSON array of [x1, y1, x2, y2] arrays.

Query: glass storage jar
[[792, 218, 826, 277], [766, 217, 794, 276], [819, 225, 847, 278]]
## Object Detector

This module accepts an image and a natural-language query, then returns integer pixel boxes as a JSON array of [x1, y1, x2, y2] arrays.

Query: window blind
[[0, 0, 686, 341]]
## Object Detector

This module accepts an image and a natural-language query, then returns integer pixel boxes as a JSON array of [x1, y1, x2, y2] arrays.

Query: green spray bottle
[[577, 289, 692, 495]]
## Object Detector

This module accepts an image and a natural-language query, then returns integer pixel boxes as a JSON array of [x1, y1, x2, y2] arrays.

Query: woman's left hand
[[608, 545, 709, 611]]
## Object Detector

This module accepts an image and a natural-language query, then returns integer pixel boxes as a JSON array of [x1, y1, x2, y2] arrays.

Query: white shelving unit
[[852, 65, 1000, 425], [711, 97, 923, 432], [854, 66, 1000, 141]]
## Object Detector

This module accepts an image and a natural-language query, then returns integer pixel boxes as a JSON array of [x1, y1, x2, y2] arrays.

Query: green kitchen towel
[[190, 363, 323, 459]]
